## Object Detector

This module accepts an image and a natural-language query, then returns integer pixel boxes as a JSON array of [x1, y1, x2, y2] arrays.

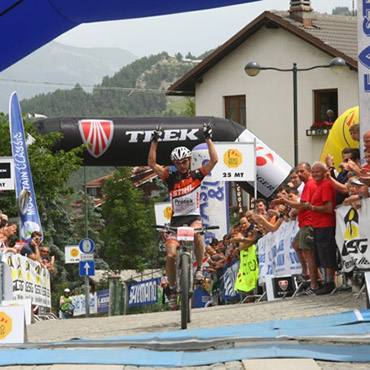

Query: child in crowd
[[349, 123, 360, 142]]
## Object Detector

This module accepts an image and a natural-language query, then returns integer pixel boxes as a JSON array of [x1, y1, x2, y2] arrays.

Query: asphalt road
[[1, 289, 369, 369]]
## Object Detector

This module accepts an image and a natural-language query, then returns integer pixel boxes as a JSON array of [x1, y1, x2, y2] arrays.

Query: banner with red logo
[[35, 116, 291, 197]]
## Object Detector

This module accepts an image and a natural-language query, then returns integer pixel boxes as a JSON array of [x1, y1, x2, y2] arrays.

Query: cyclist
[[148, 123, 218, 309]]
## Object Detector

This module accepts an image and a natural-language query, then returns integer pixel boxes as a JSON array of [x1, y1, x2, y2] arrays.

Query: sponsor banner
[[154, 202, 172, 226], [1, 299, 32, 325], [128, 278, 159, 307], [0, 305, 25, 344], [1, 253, 51, 307], [257, 220, 301, 284], [9, 92, 42, 241], [265, 275, 296, 301], [192, 144, 229, 241], [72, 293, 98, 316], [357, 1, 370, 163], [335, 200, 370, 272], [236, 129, 291, 197], [34, 117, 290, 196], [97, 289, 109, 313], [222, 258, 240, 301], [64, 245, 80, 264], [212, 142, 255, 182], [0, 157, 15, 190]]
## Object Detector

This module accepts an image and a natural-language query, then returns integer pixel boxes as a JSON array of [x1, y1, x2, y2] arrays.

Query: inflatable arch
[[319, 106, 359, 169], [34, 116, 291, 198]]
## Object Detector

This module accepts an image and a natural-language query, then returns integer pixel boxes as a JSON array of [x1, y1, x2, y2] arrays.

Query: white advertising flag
[[65, 245, 80, 264], [154, 202, 172, 226], [211, 142, 255, 182]]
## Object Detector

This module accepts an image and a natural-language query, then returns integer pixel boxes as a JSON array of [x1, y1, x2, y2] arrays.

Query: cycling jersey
[[162, 166, 207, 218]]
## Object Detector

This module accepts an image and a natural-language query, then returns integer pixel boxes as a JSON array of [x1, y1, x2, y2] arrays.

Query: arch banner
[[35, 116, 291, 197]]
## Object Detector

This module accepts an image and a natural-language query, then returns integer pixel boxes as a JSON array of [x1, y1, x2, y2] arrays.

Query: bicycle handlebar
[[152, 225, 219, 233]]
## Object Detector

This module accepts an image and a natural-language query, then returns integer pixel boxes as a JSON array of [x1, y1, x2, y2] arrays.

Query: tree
[[100, 167, 159, 271], [332, 7, 356, 16], [175, 52, 183, 61], [183, 98, 195, 116]]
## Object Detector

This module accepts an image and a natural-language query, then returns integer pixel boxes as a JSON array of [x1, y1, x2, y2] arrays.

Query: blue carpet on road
[[0, 309, 370, 366]]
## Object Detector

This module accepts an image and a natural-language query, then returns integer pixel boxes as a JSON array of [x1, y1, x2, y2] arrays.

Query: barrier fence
[[1, 252, 51, 307]]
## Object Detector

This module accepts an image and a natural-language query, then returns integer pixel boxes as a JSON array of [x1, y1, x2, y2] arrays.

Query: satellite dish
[[18, 189, 31, 215]]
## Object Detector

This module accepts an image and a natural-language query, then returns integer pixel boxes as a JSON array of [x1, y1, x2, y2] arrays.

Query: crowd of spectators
[[0, 214, 55, 273], [199, 128, 370, 300]]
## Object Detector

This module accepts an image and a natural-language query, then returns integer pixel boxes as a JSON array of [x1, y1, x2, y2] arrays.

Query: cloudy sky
[[56, 0, 356, 57]]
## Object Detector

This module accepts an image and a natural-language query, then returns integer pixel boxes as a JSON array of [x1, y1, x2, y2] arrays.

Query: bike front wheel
[[180, 254, 190, 329]]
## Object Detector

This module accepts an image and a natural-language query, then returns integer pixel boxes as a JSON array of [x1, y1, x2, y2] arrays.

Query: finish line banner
[[336, 199, 370, 272], [258, 220, 301, 284], [1, 253, 51, 307]]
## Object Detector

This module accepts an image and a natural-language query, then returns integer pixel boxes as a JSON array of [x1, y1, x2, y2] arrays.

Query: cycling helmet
[[64, 288, 71, 293], [170, 146, 191, 162]]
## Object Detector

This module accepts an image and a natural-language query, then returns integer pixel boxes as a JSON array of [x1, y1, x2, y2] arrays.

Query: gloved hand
[[203, 122, 213, 139], [151, 125, 164, 142]]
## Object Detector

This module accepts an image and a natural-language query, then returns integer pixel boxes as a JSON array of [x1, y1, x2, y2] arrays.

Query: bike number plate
[[177, 227, 194, 241]]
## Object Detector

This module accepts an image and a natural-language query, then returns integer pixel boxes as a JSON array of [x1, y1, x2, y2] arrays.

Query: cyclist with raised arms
[[148, 123, 218, 309]]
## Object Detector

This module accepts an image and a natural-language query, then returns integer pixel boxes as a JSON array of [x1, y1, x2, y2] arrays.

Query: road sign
[[80, 253, 94, 261], [79, 261, 95, 277], [79, 238, 95, 254]]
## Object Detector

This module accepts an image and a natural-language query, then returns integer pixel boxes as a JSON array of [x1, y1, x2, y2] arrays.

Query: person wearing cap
[[60, 288, 74, 319], [343, 178, 370, 208]]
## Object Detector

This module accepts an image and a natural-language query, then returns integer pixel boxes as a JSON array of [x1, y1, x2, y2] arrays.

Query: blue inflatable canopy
[[0, 0, 260, 72]]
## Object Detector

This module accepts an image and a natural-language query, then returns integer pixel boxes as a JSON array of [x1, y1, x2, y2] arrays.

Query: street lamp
[[244, 57, 347, 166]]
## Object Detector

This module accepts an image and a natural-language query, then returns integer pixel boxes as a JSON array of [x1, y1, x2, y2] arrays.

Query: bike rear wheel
[[180, 254, 190, 329]]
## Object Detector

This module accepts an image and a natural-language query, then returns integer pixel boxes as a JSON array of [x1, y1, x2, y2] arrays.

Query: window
[[314, 89, 338, 123], [87, 187, 97, 197], [225, 95, 246, 127]]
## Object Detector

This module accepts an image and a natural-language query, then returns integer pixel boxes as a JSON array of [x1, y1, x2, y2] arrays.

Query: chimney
[[289, 0, 313, 27]]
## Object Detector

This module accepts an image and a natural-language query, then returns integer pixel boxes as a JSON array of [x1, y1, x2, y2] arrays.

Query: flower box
[[306, 121, 333, 136]]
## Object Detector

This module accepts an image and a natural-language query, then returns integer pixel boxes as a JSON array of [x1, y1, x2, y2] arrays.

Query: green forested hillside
[[20, 52, 195, 117]]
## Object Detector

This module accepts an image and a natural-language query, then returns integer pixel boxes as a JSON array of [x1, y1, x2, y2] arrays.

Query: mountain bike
[[153, 224, 219, 329]]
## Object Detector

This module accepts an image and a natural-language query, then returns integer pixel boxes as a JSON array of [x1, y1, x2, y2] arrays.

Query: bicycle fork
[[176, 249, 194, 295]]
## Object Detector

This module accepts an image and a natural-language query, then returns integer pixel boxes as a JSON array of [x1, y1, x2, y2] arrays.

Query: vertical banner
[[9, 92, 42, 241], [192, 143, 229, 241], [358, 0, 370, 163], [154, 202, 172, 225]]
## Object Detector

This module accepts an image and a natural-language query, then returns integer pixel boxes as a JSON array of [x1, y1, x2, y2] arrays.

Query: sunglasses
[[33, 237, 42, 241], [41, 250, 49, 253]]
